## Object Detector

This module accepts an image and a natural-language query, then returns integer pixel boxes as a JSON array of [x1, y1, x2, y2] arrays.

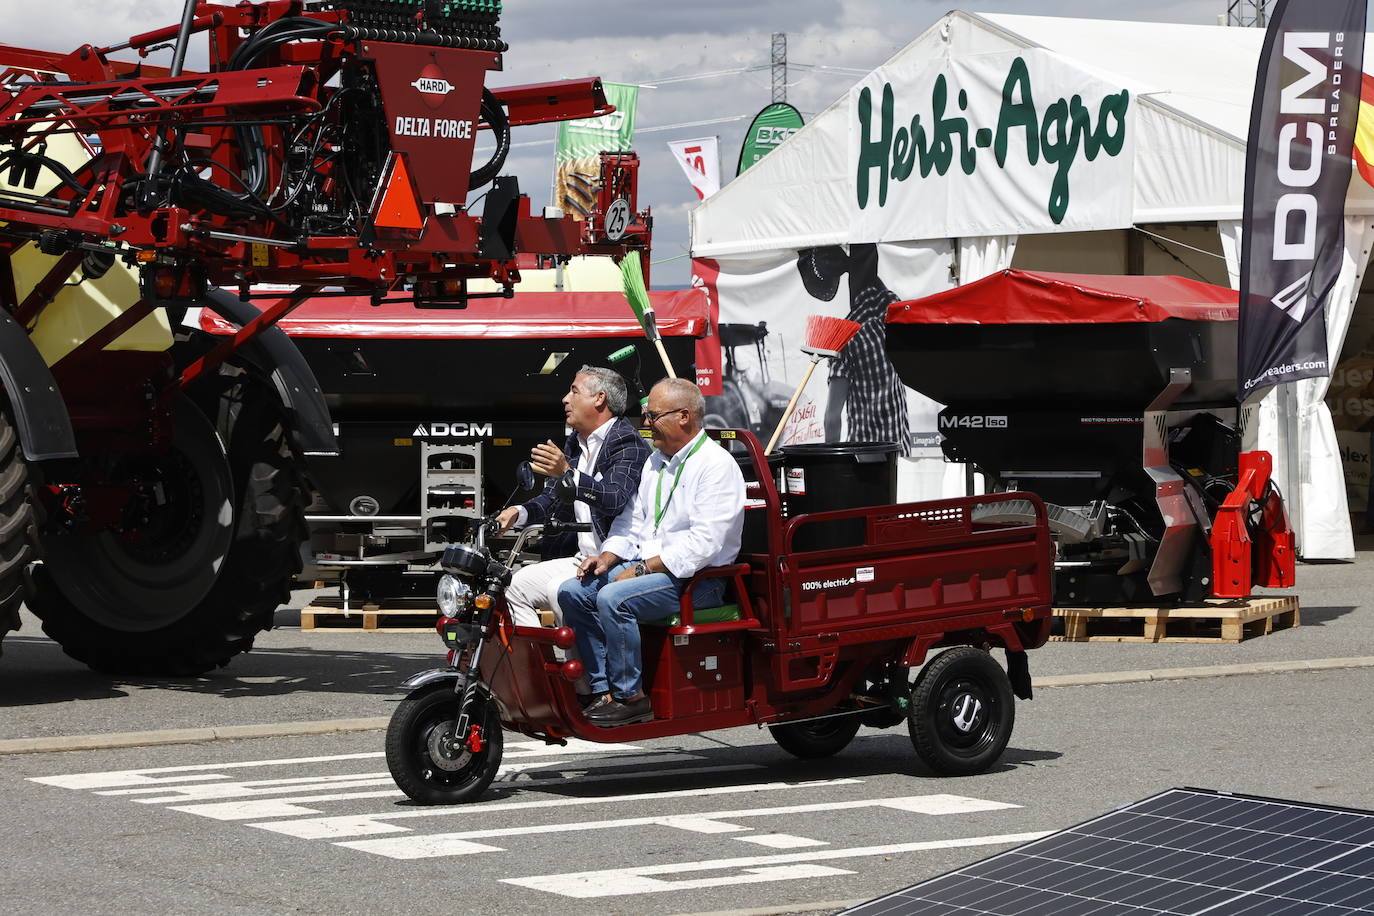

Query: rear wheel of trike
[[386, 682, 504, 805], [769, 716, 862, 759], [908, 647, 1014, 776]]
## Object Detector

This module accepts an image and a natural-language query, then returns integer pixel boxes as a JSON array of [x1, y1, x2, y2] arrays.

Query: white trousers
[[505, 555, 583, 628]]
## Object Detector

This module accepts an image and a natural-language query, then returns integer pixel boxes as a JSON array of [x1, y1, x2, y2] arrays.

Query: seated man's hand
[[494, 506, 520, 534], [530, 440, 570, 477], [614, 556, 660, 582], [576, 551, 619, 580]]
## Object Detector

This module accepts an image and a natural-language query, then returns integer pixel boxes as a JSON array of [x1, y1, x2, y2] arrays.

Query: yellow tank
[[2, 132, 171, 365]]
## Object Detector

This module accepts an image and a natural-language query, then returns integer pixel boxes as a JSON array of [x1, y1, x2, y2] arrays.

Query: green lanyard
[[654, 433, 708, 532]]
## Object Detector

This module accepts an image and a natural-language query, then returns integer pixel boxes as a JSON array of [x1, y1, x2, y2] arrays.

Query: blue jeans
[[557, 562, 725, 699]]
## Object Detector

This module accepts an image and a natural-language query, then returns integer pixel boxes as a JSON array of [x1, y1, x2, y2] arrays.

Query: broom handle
[[765, 358, 820, 455], [653, 338, 677, 379]]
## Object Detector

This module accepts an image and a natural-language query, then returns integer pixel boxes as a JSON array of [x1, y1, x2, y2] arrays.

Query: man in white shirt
[[558, 378, 746, 727], [495, 366, 650, 632]]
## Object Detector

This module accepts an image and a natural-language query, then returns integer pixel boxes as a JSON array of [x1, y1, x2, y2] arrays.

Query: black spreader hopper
[[886, 270, 1241, 606]]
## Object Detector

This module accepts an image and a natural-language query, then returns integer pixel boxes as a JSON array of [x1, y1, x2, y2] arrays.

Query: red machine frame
[[0, 1, 652, 426]]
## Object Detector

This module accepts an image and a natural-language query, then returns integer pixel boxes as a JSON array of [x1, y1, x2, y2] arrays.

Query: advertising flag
[[737, 102, 803, 175], [668, 137, 721, 200], [554, 81, 638, 220], [1237, 0, 1366, 400]]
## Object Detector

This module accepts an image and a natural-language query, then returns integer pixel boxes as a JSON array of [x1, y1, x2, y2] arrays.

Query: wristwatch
[[633, 562, 648, 577]]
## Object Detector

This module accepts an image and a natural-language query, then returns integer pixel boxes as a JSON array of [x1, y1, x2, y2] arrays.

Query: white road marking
[[331, 793, 1011, 859], [166, 762, 765, 822], [252, 779, 863, 840], [733, 834, 828, 849], [28, 753, 387, 789], [134, 776, 398, 804], [503, 832, 1053, 898], [29, 738, 638, 791]]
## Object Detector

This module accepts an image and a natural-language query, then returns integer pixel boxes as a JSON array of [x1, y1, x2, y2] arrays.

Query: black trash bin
[[779, 441, 901, 551]]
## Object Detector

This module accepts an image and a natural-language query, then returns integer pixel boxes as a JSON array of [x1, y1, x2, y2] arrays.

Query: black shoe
[[585, 695, 653, 727], [578, 693, 609, 711]]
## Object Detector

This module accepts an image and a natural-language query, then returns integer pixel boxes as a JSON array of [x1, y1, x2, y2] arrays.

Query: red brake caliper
[[465, 724, 485, 753]]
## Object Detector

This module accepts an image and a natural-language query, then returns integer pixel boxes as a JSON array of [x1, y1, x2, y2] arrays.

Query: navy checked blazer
[[520, 416, 651, 561]]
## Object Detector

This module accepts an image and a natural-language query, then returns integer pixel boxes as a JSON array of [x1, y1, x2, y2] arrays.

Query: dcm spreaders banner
[[1238, 0, 1366, 400]]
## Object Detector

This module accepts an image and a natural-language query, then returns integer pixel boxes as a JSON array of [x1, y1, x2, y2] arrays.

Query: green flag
[[736, 102, 803, 175], [554, 82, 638, 220]]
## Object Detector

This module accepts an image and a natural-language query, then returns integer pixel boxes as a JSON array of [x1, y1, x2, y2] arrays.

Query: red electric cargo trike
[[385, 429, 1055, 804]]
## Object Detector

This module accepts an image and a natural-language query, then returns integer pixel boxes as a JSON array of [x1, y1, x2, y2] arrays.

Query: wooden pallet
[[300, 604, 437, 632], [1051, 595, 1300, 643]]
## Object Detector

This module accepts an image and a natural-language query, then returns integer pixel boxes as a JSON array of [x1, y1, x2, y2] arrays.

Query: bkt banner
[[1238, 0, 1366, 400]]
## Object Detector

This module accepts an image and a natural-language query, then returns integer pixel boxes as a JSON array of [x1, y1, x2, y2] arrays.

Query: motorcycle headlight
[[437, 574, 472, 619]]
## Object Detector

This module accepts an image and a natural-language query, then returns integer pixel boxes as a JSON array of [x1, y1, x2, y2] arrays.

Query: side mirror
[[516, 461, 537, 492]]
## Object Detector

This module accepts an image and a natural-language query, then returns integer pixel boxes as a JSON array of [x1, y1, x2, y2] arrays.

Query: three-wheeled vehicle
[[385, 429, 1055, 804]]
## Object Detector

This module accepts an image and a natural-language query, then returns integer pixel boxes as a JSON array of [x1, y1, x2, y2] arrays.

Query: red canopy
[[200, 288, 709, 339], [887, 270, 1238, 325]]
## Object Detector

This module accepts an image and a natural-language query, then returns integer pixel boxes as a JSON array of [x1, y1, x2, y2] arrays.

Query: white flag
[[667, 136, 721, 200]]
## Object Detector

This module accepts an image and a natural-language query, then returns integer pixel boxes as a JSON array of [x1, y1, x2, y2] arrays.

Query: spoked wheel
[[769, 716, 862, 759], [386, 682, 504, 805], [908, 647, 1015, 776]]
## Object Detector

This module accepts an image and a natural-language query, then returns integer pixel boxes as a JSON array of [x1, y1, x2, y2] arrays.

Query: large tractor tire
[[0, 405, 40, 660], [29, 383, 307, 675]]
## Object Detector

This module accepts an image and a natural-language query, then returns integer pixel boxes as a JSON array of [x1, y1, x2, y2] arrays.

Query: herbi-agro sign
[[848, 49, 1135, 242]]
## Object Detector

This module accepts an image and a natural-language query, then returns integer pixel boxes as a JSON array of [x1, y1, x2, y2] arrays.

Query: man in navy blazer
[[496, 366, 651, 632]]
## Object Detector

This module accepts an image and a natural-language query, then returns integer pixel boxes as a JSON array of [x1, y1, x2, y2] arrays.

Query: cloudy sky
[[9, 1, 1258, 285]]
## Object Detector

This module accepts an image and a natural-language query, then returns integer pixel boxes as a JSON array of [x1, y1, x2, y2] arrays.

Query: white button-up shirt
[[602, 431, 746, 578], [518, 416, 616, 556]]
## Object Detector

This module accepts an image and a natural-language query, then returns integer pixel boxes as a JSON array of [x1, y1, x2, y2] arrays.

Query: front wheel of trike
[[769, 717, 862, 759], [908, 647, 1015, 776], [386, 682, 504, 805]]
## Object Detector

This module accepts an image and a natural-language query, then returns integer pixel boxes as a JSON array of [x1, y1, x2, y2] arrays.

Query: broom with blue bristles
[[620, 251, 676, 379]]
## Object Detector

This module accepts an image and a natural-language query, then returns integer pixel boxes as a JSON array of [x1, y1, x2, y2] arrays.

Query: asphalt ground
[[3, 532, 1373, 745], [4, 536, 1374, 915]]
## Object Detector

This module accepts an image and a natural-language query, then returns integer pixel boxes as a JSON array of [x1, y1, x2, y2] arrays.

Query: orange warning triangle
[[373, 154, 425, 230]]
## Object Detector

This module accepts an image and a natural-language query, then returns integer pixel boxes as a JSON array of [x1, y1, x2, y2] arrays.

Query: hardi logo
[[413, 422, 494, 437], [411, 64, 454, 109], [413, 77, 454, 96]]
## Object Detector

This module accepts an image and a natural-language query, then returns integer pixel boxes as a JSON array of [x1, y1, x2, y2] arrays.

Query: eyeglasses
[[642, 407, 687, 424]]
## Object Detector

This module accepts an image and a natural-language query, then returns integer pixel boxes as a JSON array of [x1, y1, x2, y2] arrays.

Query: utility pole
[[1225, 0, 1268, 26], [771, 32, 787, 103]]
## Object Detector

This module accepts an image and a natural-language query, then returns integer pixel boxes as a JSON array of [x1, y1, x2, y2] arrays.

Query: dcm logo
[[1269, 31, 1348, 324]]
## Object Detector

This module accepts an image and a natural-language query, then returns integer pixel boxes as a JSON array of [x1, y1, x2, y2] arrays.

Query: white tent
[[690, 10, 1374, 560]]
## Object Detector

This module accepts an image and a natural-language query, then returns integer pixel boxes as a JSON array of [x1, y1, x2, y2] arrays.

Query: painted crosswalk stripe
[[164, 761, 765, 821], [250, 778, 864, 840], [502, 832, 1054, 898], [332, 793, 1016, 859], [28, 738, 638, 791]]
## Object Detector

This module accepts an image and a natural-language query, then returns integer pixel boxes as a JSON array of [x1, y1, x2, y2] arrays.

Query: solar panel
[[845, 787, 1374, 915]]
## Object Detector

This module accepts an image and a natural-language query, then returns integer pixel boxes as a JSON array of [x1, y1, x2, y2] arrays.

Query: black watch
[[633, 562, 648, 577]]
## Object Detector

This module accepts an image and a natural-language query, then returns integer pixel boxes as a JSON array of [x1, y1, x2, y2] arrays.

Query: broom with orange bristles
[[764, 314, 863, 454]]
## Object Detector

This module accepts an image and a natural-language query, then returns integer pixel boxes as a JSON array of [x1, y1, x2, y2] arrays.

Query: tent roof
[[199, 289, 708, 339], [886, 269, 1238, 325], [975, 13, 1262, 144], [690, 11, 1374, 259]]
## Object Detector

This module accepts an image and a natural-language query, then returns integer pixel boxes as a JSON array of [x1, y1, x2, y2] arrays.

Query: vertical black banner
[[1238, 0, 1367, 401]]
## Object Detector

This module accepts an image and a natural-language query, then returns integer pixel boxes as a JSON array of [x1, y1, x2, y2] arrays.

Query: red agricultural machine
[[0, 0, 651, 673]]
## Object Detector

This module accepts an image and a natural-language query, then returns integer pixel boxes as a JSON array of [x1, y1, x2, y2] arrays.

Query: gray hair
[[652, 377, 705, 426], [577, 365, 629, 416]]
